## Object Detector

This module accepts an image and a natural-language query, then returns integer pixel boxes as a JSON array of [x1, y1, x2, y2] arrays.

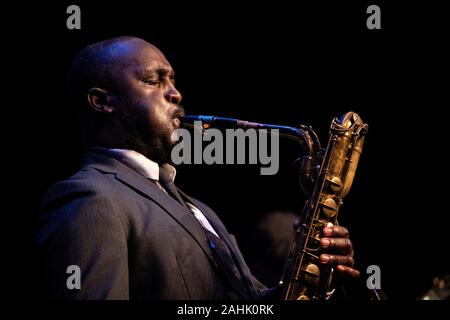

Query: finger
[[336, 265, 361, 279], [323, 226, 349, 238], [320, 238, 353, 254], [320, 254, 355, 267]]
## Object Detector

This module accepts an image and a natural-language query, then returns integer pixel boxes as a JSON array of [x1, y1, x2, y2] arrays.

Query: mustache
[[172, 105, 186, 119]]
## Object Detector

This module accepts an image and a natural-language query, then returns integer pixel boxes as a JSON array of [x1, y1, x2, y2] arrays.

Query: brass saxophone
[[279, 112, 368, 300], [181, 111, 368, 300]]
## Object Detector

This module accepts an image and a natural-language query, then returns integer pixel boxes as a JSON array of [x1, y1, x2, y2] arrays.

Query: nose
[[165, 84, 182, 105]]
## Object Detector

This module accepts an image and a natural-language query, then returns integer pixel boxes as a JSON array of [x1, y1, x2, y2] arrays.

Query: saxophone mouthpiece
[[180, 115, 264, 130]]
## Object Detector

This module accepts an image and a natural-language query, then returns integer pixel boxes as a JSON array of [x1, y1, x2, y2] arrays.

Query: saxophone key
[[303, 263, 320, 285]]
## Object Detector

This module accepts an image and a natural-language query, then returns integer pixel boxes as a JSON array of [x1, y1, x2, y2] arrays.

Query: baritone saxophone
[[180, 111, 368, 300], [279, 111, 368, 300]]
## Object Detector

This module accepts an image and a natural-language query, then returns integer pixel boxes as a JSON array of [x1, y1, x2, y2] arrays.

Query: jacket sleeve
[[37, 180, 129, 299]]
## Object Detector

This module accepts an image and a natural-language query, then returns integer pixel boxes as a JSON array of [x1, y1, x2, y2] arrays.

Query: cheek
[[144, 105, 173, 136], [149, 105, 170, 124], [123, 88, 172, 133], [130, 93, 163, 122]]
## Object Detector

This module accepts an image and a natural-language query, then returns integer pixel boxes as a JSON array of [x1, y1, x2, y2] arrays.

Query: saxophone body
[[280, 112, 368, 300], [181, 111, 368, 300]]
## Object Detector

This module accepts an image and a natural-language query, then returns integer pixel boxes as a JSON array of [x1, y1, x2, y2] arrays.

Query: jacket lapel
[[181, 191, 259, 298], [179, 191, 230, 238], [82, 151, 212, 258]]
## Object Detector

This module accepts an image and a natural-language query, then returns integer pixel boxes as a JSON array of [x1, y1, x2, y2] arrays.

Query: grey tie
[[158, 167, 253, 299], [158, 167, 190, 210]]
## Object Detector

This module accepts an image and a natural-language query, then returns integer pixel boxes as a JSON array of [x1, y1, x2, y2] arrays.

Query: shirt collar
[[106, 148, 176, 182]]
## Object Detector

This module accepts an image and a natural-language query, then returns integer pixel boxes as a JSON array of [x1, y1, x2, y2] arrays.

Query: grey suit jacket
[[37, 150, 267, 299]]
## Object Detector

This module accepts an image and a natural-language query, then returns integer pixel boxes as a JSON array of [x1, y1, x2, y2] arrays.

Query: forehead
[[122, 42, 174, 76]]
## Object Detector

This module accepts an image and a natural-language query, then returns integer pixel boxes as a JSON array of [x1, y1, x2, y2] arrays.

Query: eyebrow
[[140, 67, 174, 78]]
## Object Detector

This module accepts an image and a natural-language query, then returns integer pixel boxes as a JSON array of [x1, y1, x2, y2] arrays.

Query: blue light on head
[[209, 241, 216, 248]]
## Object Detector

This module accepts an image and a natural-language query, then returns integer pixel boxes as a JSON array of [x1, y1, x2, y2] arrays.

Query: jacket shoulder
[[37, 164, 127, 240]]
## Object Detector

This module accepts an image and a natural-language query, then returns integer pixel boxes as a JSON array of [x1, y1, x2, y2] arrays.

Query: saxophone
[[279, 112, 368, 300], [181, 111, 368, 300]]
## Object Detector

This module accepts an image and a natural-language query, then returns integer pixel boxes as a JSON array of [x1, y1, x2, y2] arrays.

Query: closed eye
[[144, 80, 160, 86]]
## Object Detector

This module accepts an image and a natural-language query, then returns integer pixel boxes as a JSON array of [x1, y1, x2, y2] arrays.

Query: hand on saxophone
[[319, 225, 361, 279]]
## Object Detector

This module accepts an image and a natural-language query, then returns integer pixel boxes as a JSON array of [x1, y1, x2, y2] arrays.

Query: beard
[[120, 105, 185, 165]]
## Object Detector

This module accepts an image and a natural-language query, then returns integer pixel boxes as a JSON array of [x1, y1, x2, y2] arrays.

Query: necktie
[[158, 166, 252, 299], [203, 229, 252, 299], [159, 167, 220, 237], [158, 167, 190, 210]]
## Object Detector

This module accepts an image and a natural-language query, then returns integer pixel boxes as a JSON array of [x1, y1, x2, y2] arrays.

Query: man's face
[[111, 41, 184, 164]]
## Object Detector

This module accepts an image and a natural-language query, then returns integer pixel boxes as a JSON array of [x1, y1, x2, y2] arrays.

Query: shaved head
[[68, 36, 161, 105], [67, 36, 184, 164]]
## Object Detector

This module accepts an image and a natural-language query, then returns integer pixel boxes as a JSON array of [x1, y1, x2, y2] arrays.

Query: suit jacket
[[36, 150, 268, 299]]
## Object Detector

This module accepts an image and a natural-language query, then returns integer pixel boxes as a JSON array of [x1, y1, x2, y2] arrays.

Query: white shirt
[[108, 148, 220, 238]]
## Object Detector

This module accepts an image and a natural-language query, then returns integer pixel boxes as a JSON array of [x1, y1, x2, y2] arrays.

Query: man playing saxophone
[[36, 36, 360, 299]]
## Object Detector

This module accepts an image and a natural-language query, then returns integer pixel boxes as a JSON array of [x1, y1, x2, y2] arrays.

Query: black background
[[6, 1, 448, 301]]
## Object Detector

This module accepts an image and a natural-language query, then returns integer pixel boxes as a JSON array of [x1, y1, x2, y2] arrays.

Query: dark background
[[7, 1, 448, 300]]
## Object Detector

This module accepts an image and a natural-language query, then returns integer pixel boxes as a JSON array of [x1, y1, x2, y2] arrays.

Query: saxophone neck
[[181, 114, 320, 193], [180, 115, 321, 153]]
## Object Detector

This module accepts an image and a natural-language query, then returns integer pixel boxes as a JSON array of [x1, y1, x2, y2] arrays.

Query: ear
[[87, 87, 115, 113]]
